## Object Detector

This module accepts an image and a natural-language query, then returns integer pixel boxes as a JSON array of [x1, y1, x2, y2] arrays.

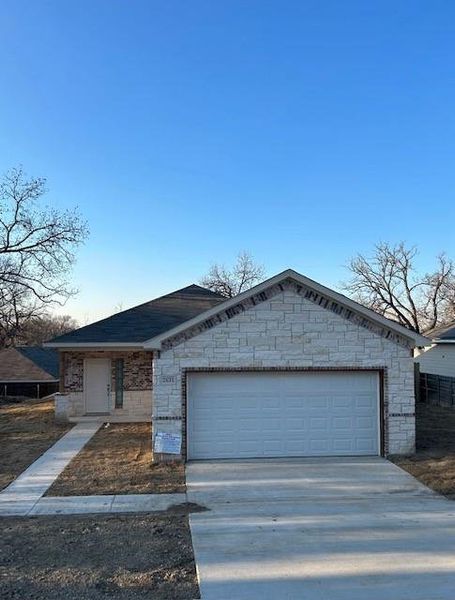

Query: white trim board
[[44, 342, 144, 349]]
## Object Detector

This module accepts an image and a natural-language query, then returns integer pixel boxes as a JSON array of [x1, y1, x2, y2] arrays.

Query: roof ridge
[[106, 283, 223, 315], [57, 285, 219, 335], [167, 284, 225, 298]]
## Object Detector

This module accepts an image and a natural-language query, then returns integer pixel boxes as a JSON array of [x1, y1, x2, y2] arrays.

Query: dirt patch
[[167, 502, 208, 515], [0, 398, 71, 491], [46, 423, 185, 496], [391, 403, 455, 499], [0, 395, 32, 404], [0, 512, 200, 600]]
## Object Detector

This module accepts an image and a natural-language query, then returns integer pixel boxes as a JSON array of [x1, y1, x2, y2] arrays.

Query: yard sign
[[154, 432, 182, 454]]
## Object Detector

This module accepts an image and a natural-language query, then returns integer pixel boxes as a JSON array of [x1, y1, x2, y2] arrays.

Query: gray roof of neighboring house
[[0, 346, 59, 381], [47, 285, 226, 345], [425, 320, 455, 341], [16, 347, 60, 378]]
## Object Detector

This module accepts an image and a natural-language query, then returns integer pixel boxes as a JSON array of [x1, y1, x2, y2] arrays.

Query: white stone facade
[[153, 288, 415, 458]]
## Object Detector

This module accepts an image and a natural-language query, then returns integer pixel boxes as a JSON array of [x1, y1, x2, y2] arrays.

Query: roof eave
[[43, 342, 147, 350], [0, 378, 59, 383], [143, 269, 430, 349]]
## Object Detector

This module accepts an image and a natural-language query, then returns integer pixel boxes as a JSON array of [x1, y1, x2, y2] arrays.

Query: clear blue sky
[[1, 1, 454, 323]]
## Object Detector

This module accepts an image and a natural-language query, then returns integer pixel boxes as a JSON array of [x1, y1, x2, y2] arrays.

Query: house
[[415, 321, 455, 378], [0, 346, 59, 399], [45, 269, 428, 461]]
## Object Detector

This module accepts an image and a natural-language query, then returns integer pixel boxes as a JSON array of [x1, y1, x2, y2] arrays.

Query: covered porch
[[56, 350, 153, 423]]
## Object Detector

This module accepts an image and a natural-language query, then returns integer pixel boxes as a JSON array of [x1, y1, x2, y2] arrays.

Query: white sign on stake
[[154, 431, 182, 455]]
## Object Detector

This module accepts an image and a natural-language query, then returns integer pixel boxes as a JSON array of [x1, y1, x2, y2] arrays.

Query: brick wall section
[[153, 288, 415, 460], [62, 351, 153, 392], [61, 350, 153, 421]]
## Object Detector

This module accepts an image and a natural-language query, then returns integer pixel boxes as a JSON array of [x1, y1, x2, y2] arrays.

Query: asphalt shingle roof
[[16, 347, 60, 378], [425, 320, 455, 341], [0, 346, 59, 381], [48, 284, 226, 345]]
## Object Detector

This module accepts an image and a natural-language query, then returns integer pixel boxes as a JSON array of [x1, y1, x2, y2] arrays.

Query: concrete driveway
[[186, 457, 455, 600]]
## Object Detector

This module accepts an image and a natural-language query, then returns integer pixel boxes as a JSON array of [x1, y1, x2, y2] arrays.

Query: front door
[[85, 358, 111, 414]]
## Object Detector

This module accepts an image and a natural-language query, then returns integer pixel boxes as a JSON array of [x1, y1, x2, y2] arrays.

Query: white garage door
[[187, 371, 379, 459]]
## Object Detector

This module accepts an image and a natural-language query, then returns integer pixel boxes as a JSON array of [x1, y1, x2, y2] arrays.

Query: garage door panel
[[309, 439, 330, 452], [284, 417, 306, 430], [355, 417, 376, 430], [332, 396, 352, 409], [307, 395, 330, 409], [286, 441, 306, 453], [333, 417, 353, 429], [355, 395, 376, 408], [212, 421, 237, 434], [310, 417, 329, 429], [188, 372, 379, 459], [238, 423, 261, 435], [333, 439, 354, 452], [356, 439, 376, 452]]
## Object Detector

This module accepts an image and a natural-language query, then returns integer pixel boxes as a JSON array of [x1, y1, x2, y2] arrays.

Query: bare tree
[[0, 287, 42, 347], [17, 313, 79, 346], [201, 251, 266, 298], [114, 300, 124, 313], [344, 242, 455, 333], [0, 167, 88, 347]]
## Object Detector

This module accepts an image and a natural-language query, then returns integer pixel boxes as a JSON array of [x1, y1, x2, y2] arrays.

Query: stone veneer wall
[[61, 350, 153, 421], [153, 287, 415, 460]]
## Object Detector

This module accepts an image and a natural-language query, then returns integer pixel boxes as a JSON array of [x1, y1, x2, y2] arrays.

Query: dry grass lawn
[[0, 510, 200, 600], [46, 422, 185, 496], [391, 402, 455, 499], [0, 398, 71, 491]]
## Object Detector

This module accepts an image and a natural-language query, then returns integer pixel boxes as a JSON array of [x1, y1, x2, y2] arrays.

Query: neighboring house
[[0, 346, 60, 398], [415, 321, 455, 378], [45, 269, 428, 461]]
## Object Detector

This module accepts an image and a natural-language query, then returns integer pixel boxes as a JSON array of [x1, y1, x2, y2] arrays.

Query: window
[[115, 359, 124, 409]]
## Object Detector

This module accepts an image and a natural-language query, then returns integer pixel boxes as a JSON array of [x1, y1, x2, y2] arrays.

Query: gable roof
[[45, 270, 429, 350], [0, 347, 59, 381], [424, 320, 455, 342], [45, 285, 225, 347], [142, 269, 429, 349]]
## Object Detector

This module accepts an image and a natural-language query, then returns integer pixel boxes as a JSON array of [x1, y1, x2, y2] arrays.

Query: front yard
[[0, 510, 200, 600], [46, 422, 185, 496], [392, 402, 455, 499], [0, 398, 71, 491], [0, 403, 199, 599]]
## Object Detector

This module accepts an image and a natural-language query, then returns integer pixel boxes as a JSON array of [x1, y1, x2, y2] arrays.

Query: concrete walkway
[[0, 421, 187, 517], [0, 422, 101, 516], [187, 457, 455, 600], [6, 492, 186, 516]]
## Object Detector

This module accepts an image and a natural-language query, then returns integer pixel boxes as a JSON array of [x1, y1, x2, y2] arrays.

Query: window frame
[[114, 358, 124, 409]]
